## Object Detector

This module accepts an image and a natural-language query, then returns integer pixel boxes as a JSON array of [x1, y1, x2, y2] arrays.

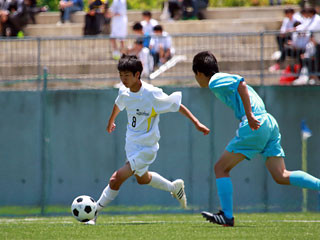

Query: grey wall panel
[[1, 86, 320, 212]]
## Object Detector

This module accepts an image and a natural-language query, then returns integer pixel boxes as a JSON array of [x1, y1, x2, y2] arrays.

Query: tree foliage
[[39, 0, 299, 12]]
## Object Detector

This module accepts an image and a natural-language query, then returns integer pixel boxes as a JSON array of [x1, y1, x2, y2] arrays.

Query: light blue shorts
[[226, 113, 285, 161]]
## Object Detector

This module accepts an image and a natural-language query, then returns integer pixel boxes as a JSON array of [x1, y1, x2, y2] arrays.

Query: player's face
[[195, 72, 209, 88], [119, 71, 141, 91]]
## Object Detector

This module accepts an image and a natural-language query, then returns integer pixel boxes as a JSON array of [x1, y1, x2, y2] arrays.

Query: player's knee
[[214, 162, 226, 175], [272, 173, 289, 185], [136, 178, 147, 185], [109, 175, 119, 189]]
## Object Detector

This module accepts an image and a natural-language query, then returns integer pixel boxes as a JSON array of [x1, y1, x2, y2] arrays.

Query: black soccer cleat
[[201, 210, 234, 227]]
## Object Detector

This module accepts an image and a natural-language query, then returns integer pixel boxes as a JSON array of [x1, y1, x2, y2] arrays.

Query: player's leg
[[135, 171, 187, 209], [97, 162, 133, 208], [266, 156, 320, 190], [202, 150, 246, 226], [86, 162, 134, 225]]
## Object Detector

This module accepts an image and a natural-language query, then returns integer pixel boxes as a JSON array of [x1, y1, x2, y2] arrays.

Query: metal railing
[[0, 31, 319, 89]]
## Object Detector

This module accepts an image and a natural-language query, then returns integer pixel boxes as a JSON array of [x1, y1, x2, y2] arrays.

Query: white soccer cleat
[[171, 179, 187, 209]]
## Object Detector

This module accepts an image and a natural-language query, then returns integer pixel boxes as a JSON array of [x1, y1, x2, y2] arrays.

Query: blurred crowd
[[269, 2, 320, 85], [0, 0, 47, 37]]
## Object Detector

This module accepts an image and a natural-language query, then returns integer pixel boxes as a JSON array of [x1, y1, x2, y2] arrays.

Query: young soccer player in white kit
[[87, 55, 210, 224]]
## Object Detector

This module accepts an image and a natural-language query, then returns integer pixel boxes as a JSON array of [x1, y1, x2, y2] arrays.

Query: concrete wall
[[1, 86, 320, 212]]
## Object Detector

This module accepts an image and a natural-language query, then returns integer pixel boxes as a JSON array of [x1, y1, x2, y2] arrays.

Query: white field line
[[1, 218, 320, 225]]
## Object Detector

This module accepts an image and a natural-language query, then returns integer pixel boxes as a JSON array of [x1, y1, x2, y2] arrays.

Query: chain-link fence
[[1, 31, 319, 89]]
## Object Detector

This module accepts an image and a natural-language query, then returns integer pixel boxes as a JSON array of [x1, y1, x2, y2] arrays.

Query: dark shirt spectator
[[24, 0, 47, 24], [58, 0, 83, 25], [0, 0, 28, 36], [84, 0, 103, 35]]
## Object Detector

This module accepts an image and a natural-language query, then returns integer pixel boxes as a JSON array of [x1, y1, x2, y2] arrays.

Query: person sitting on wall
[[149, 24, 174, 67], [57, 0, 83, 25]]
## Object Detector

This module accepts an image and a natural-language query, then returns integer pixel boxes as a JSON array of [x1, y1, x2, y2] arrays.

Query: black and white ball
[[71, 195, 97, 222]]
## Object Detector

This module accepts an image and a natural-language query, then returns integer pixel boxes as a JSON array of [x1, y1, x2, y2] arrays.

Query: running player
[[192, 51, 320, 227], [87, 54, 210, 224]]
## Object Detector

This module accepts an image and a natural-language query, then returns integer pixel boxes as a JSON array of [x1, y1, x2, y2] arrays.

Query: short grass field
[[1, 211, 320, 240]]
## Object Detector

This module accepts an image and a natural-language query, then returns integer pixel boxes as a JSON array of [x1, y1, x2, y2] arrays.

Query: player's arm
[[237, 81, 260, 130], [179, 104, 210, 135], [106, 104, 121, 133]]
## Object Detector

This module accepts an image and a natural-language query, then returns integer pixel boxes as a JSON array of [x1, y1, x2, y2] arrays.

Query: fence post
[[37, 38, 41, 90], [260, 32, 265, 87], [40, 67, 48, 216]]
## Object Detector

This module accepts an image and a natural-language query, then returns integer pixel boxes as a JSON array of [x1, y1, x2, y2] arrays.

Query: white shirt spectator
[[296, 14, 320, 32], [110, 0, 127, 38], [138, 47, 154, 77], [291, 31, 311, 49], [303, 40, 316, 58], [149, 31, 173, 52], [141, 18, 158, 35], [280, 14, 300, 33]]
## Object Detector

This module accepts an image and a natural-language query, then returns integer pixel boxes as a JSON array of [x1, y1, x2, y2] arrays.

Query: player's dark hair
[[192, 51, 219, 77], [305, 7, 317, 15], [284, 8, 294, 14], [118, 54, 143, 79], [132, 22, 143, 31], [142, 10, 152, 17], [153, 25, 163, 32]]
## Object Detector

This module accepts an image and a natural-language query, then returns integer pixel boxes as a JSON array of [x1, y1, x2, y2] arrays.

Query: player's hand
[[196, 122, 210, 135], [106, 122, 116, 133], [247, 114, 260, 130]]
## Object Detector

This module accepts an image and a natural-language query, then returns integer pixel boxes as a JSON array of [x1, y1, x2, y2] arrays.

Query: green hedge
[[38, 0, 299, 12]]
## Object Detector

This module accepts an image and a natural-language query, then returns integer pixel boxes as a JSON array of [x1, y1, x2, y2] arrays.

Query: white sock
[[96, 185, 119, 211], [148, 172, 174, 192]]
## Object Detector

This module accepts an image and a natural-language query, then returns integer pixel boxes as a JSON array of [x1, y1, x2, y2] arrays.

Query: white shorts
[[110, 16, 128, 39], [125, 143, 159, 177]]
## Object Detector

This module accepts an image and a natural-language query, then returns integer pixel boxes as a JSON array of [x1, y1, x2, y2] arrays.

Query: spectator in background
[[270, 21, 310, 72], [0, 0, 12, 36], [101, 0, 111, 34], [126, 38, 154, 77], [269, 0, 281, 5], [197, 0, 208, 20], [294, 33, 317, 84], [296, 7, 320, 32], [132, 22, 151, 48], [0, 0, 28, 37], [83, 0, 103, 36], [149, 24, 174, 67], [57, 0, 83, 25], [269, 8, 304, 72], [25, 0, 47, 24], [167, 0, 182, 20], [182, 0, 197, 20], [109, 0, 127, 60], [141, 10, 158, 36]]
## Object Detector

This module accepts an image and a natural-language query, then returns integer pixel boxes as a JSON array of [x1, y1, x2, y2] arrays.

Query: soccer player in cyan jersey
[[192, 51, 320, 227], [86, 55, 210, 224]]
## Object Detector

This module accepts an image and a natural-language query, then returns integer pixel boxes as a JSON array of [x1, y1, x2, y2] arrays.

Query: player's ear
[[135, 71, 141, 79]]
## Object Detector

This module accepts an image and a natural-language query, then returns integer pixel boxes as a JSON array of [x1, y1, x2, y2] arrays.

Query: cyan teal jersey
[[209, 73, 266, 120]]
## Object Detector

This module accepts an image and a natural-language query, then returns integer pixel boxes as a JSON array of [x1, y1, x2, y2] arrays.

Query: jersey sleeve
[[152, 88, 182, 114], [209, 74, 244, 96], [114, 87, 126, 111]]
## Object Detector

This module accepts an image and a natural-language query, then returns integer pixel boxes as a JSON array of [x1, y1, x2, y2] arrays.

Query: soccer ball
[[71, 195, 97, 222]]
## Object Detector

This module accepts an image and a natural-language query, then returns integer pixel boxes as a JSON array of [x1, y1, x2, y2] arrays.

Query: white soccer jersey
[[115, 81, 181, 147]]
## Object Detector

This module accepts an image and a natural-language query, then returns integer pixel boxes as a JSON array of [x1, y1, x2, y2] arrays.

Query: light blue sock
[[216, 177, 233, 219], [289, 170, 320, 190]]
